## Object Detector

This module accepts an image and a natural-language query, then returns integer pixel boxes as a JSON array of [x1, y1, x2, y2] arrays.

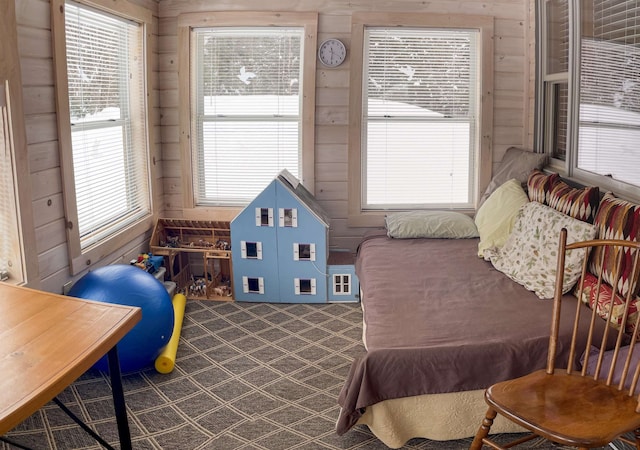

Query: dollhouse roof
[[275, 169, 330, 227]]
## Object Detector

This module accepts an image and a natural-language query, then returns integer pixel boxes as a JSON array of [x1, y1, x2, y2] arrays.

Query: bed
[[336, 230, 611, 448]]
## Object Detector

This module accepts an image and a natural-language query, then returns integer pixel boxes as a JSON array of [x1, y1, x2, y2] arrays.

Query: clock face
[[318, 39, 346, 67]]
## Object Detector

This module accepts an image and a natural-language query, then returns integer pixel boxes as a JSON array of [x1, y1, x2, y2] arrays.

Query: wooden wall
[[11, 0, 536, 292], [14, 0, 161, 292], [158, 0, 536, 253]]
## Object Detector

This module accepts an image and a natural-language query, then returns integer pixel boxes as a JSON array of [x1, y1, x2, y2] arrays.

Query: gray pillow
[[478, 147, 547, 210], [385, 210, 479, 239]]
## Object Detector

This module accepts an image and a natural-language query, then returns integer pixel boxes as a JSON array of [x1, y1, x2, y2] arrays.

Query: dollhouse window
[[295, 278, 316, 295], [255, 208, 273, 227], [241, 241, 263, 259], [243, 276, 264, 294], [293, 243, 315, 261], [333, 274, 352, 296], [279, 208, 298, 227]]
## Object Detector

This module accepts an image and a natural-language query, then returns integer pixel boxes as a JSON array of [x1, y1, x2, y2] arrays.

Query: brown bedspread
[[336, 231, 612, 435]]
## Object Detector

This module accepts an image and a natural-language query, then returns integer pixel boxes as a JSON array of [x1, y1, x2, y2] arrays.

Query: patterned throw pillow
[[589, 193, 640, 298], [547, 181, 600, 224], [527, 170, 559, 204], [574, 272, 640, 335], [483, 201, 597, 299]]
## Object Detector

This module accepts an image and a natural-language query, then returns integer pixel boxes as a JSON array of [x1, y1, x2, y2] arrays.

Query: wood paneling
[[13, 0, 160, 291], [9, 0, 535, 288], [1, 0, 40, 286], [157, 0, 533, 251]]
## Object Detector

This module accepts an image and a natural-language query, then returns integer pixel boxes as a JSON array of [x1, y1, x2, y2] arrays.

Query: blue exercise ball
[[68, 264, 174, 373]]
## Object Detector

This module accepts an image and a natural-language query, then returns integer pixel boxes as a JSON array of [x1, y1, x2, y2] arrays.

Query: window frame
[[347, 12, 494, 227], [52, 0, 155, 275], [537, 0, 573, 171], [177, 11, 318, 214], [0, 2, 39, 287], [536, 0, 640, 199]]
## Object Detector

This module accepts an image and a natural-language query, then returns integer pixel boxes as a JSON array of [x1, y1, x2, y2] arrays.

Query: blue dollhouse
[[231, 170, 358, 303]]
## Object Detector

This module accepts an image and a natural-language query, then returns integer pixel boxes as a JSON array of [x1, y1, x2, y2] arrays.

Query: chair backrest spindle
[[548, 229, 640, 409]]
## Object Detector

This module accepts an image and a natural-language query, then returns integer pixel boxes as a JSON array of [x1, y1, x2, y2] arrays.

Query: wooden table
[[0, 283, 142, 449]]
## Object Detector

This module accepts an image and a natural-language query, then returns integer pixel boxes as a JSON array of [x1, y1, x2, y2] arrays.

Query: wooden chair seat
[[485, 370, 640, 448]]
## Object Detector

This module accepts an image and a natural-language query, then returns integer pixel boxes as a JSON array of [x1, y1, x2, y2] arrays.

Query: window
[[53, 0, 153, 274], [178, 12, 318, 208], [294, 278, 316, 295], [279, 208, 297, 227], [1, 3, 38, 286], [537, 0, 640, 196], [241, 241, 262, 259], [256, 207, 273, 227], [243, 276, 264, 294], [363, 28, 478, 208], [348, 13, 493, 226], [333, 274, 352, 296], [293, 243, 315, 261], [0, 85, 22, 283], [541, 0, 570, 162]]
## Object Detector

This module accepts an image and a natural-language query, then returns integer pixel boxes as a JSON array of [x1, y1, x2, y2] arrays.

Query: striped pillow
[[526, 170, 559, 204], [589, 193, 640, 298], [574, 272, 640, 335], [547, 181, 600, 224]]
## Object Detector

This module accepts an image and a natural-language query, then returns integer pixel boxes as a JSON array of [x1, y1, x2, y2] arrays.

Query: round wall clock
[[318, 38, 346, 67]]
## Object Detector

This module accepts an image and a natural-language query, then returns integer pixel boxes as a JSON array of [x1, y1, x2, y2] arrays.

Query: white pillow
[[385, 210, 479, 239], [474, 178, 529, 257], [483, 201, 597, 299]]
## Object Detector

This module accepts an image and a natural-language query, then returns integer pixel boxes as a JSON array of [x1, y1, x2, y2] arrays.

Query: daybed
[[336, 148, 640, 448]]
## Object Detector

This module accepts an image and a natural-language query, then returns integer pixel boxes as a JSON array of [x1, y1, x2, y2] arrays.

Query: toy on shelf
[[188, 276, 207, 297], [150, 219, 234, 301], [130, 253, 164, 274]]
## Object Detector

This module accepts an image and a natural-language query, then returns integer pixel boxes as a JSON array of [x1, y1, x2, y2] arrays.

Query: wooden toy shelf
[[150, 218, 233, 301]]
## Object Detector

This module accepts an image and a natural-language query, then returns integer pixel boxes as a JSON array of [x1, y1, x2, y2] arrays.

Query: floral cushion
[[484, 201, 597, 299], [547, 181, 600, 224], [526, 170, 559, 205], [589, 193, 640, 298], [574, 272, 640, 335]]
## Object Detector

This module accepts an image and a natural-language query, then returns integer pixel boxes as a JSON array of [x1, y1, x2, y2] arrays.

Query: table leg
[[107, 346, 132, 450]]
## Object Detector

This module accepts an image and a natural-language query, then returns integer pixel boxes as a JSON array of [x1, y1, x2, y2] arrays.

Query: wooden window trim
[[51, 0, 156, 275], [0, 0, 39, 287], [347, 12, 494, 228], [177, 11, 318, 213]]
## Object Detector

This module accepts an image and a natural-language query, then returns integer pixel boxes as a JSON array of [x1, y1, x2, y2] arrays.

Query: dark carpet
[[0, 301, 624, 449]]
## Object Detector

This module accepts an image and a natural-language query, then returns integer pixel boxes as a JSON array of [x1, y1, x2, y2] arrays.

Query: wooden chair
[[470, 228, 640, 450]]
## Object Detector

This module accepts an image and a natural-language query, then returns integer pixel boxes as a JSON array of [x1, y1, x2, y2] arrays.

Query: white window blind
[[65, 1, 150, 250], [192, 27, 303, 206], [577, 1, 640, 187], [0, 83, 23, 282], [362, 27, 479, 209]]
